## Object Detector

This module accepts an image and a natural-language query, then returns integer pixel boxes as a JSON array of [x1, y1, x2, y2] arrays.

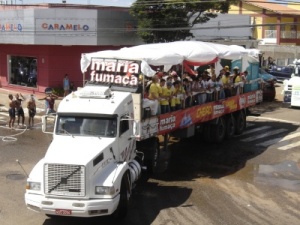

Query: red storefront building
[[0, 4, 141, 94]]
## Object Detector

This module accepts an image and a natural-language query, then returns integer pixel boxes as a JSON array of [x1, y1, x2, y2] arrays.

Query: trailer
[[25, 41, 263, 219]]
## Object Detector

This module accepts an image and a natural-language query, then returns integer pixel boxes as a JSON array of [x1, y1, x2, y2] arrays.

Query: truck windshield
[[56, 116, 117, 137]]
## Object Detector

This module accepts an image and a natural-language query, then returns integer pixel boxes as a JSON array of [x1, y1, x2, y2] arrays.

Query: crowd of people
[[7, 93, 36, 129], [143, 65, 249, 116], [6, 74, 74, 129]]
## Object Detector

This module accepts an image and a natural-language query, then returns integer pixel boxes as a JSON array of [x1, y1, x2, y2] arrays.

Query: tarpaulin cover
[[80, 41, 260, 77]]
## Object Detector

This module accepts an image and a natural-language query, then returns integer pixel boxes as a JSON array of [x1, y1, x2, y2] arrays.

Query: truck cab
[[25, 85, 143, 218], [283, 60, 300, 107]]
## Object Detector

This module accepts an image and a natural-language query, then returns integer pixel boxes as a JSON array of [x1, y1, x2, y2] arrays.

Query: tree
[[130, 0, 235, 43]]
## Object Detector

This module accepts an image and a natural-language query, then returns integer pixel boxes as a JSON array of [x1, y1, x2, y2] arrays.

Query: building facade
[[230, 0, 300, 46], [0, 4, 142, 94]]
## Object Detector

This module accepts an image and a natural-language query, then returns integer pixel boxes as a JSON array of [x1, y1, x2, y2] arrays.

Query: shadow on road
[[249, 100, 290, 115], [154, 120, 299, 182], [42, 182, 192, 225]]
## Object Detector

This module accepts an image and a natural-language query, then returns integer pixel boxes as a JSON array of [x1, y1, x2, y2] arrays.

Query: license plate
[[55, 209, 72, 215]]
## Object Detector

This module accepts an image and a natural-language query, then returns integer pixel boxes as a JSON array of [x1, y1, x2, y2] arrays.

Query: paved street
[[0, 84, 300, 225]]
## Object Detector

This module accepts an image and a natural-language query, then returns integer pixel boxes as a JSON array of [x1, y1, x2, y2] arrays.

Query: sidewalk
[[0, 87, 62, 119]]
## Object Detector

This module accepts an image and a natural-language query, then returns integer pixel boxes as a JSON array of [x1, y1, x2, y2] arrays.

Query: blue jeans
[[161, 105, 170, 114]]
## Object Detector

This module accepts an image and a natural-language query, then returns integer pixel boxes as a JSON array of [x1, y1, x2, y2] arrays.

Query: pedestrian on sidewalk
[[27, 94, 36, 127], [39, 93, 58, 115], [8, 94, 16, 128], [63, 74, 70, 97], [15, 93, 25, 127]]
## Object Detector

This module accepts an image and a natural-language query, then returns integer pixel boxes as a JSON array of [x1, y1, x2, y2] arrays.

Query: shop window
[[9, 56, 37, 87]]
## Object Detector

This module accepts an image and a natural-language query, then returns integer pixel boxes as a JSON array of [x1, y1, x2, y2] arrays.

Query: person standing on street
[[27, 94, 36, 128], [39, 93, 58, 115], [15, 93, 25, 128], [8, 94, 16, 129], [63, 74, 70, 97]]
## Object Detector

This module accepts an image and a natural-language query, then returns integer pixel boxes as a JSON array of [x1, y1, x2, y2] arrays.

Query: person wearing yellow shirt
[[148, 75, 161, 115], [172, 81, 185, 110], [232, 66, 242, 95], [221, 71, 231, 98], [160, 79, 172, 114]]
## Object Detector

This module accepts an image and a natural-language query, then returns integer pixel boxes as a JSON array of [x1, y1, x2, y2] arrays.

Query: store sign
[[41, 23, 89, 31], [89, 58, 140, 87], [0, 23, 22, 32]]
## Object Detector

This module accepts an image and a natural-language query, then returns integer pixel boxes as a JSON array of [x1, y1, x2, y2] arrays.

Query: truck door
[[118, 114, 135, 162]]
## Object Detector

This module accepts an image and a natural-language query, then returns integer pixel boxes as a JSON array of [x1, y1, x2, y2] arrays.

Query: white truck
[[282, 59, 300, 107], [25, 41, 263, 219]]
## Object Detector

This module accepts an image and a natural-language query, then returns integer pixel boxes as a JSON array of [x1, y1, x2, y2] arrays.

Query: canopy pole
[[83, 72, 85, 87]]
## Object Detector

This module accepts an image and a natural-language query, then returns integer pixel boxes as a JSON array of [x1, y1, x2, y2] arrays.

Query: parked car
[[267, 65, 294, 82], [259, 68, 277, 102]]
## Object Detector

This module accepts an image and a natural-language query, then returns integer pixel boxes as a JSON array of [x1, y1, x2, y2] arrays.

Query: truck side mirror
[[41, 115, 56, 134]]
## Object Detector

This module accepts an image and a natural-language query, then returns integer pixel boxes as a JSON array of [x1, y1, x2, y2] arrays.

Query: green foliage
[[52, 87, 64, 97], [130, 0, 235, 43]]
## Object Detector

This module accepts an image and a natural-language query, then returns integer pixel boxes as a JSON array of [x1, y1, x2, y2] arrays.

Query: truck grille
[[44, 164, 85, 197], [288, 85, 293, 91]]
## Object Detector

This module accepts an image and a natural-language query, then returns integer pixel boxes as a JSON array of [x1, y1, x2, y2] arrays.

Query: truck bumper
[[25, 192, 120, 217]]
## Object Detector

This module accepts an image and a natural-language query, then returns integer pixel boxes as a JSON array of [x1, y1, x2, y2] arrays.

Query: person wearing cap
[[160, 79, 172, 114], [27, 94, 36, 127], [224, 65, 230, 73], [222, 71, 232, 98]]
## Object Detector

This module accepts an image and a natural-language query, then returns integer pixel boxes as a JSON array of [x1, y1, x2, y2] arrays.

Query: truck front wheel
[[113, 173, 130, 220]]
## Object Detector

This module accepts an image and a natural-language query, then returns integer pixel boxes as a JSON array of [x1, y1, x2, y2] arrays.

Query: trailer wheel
[[211, 117, 226, 143], [113, 173, 130, 220], [235, 111, 246, 135], [136, 137, 160, 174], [148, 138, 160, 174], [225, 115, 236, 139]]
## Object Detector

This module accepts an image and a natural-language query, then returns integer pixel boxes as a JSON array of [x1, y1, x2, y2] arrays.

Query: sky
[[10, 0, 134, 7]]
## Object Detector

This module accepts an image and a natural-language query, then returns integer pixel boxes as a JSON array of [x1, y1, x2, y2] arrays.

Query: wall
[[0, 7, 142, 46], [259, 45, 300, 66], [0, 44, 122, 93]]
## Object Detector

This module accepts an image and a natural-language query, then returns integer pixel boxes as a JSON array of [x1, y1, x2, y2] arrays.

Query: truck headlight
[[95, 186, 115, 195], [26, 182, 41, 191]]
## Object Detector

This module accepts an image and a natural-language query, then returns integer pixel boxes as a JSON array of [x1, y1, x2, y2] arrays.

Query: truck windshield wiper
[[58, 128, 74, 138], [82, 130, 102, 138]]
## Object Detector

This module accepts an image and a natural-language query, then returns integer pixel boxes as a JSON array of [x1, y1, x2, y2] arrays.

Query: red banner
[[157, 90, 262, 135]]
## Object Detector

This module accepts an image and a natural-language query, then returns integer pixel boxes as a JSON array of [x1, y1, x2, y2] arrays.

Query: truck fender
[[92, 162, 132, 196], [27, 158, 45, 183]]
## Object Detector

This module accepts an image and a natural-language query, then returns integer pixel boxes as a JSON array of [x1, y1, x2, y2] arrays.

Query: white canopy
[[80, 41, 260, 76]]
